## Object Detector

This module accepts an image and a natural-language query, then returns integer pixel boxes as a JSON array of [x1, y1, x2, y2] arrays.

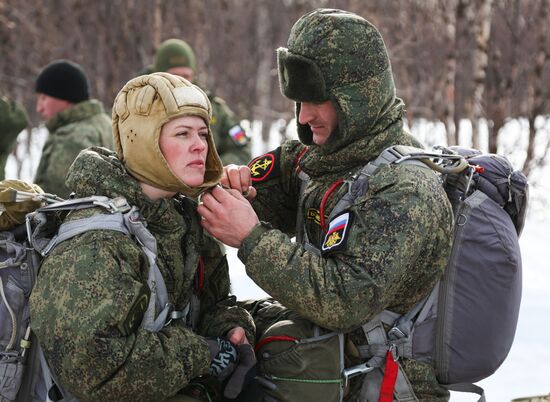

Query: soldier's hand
[[207, 337, 238, 381], [223, 343, 257, 399], [198, 186, 260, 248], [227, 326, 251, 346], [222, 164, 256, 200]]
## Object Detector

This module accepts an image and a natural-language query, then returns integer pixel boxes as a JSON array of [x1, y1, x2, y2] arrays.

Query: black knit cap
[[35, 59, 89, 103]]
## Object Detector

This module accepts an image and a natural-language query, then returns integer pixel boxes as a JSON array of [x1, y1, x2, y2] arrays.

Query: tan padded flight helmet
[[112, 73, 223, 198]]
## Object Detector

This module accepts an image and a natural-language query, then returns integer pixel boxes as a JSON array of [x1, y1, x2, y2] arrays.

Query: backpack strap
[[357, 312, 419, 402], [27, 197, 189, 333], [443, 383, 486, 402]]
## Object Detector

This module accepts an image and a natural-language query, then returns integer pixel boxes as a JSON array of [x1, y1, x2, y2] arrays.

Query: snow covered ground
[[6, 118, 550, 401]]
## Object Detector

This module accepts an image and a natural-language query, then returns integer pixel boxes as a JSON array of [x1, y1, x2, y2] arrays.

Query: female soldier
[[30, 73, 255, 402]]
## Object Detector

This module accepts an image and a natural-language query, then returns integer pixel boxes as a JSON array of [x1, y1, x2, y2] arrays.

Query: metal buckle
[[388, 326, 406, 340], [389, 343, 399, 362], [164, 303, 175, 327], [342, 362, 375, 388]]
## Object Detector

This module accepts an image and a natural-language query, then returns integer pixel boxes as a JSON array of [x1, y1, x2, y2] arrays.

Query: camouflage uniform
[[208, 92, 250, 165], [0, 95, 28, 180], [34, 99, 112, 198], [30, 147, 255, 402], [238, 9, 454, 401]]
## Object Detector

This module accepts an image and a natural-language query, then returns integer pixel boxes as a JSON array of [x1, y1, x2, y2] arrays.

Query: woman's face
[[159, 115, 209, 187]]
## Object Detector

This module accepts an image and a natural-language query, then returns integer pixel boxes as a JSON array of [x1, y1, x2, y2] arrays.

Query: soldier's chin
[[312, 131, 329, 146]]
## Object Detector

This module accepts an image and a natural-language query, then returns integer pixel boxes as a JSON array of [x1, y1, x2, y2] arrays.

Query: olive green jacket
[[30, 147, 254, 401], [34, 99, 113, 197], [208, 94, 250, 165], [0, 96, 28, 180]]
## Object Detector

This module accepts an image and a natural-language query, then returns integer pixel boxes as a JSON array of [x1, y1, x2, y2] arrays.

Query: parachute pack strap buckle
[[163, 302, 190, 327], [35, 196, 130, 215], [359, 313, 419, 402], [342, 362, 375, 389]]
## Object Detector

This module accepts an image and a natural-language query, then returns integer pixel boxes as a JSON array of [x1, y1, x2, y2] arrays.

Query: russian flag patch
[[228, 125, 247, 146], [322, 212, 353, 254]]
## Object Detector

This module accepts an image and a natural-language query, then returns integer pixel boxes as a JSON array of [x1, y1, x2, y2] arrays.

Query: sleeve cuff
[[237, 221, 272, 265]]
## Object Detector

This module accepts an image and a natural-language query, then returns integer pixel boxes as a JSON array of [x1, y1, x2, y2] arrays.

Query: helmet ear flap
[[295, 102, 313, 145], [277, 48, 328, 103]]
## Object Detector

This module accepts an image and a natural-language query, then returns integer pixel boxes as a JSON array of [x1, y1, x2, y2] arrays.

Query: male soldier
[[35, 59, 113, 197], [150, 39, 251, 165], [198, 9, 454, 402], [0, 95, 28, 180]]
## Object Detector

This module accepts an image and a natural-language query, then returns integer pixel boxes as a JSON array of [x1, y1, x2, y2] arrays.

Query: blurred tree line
[[1, 0, 549, 176]]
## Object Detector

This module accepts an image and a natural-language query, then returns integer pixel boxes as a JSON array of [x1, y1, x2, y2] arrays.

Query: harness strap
[[443, 383, 486, 402], [295, 170, 310, 246], [42, 205, 189, 333], [379, 349, 398, 402], [38, 344, 77, 402], [360, 315, 419, 402]]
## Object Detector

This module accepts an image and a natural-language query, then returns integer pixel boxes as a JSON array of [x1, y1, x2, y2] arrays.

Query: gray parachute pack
[[289, 145, 528, 402], [344, 145, 526, 401]]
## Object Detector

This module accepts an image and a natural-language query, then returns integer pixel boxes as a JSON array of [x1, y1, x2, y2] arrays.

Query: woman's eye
[[176, 131, 188, 137], [199, 131, 209, 139]]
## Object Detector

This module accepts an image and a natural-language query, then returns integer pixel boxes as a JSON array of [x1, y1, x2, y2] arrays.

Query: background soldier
[[34, 59, 113, 198], [150, 39, 251, 165]]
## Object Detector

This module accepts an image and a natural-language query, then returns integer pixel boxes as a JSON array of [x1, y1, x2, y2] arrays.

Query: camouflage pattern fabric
[[208, 94, 251, 165], [30, 147, 255, 402], [34, 99, 113, 198], [0, 95, 28, 180], [238, 9, 454, 402]]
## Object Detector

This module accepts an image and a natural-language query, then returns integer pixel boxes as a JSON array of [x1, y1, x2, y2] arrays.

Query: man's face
[[166, 66, 195, 83], [298, 101, 338, 145], [36, 94, 73, 121]]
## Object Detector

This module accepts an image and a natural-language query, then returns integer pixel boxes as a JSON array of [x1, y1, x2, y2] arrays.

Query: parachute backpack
[[345, 146, 525, 401], [256, 145, 527, 402], [346, 145, 526, 402], [0, 180, 201, 401], [0, 180, 55, 401]]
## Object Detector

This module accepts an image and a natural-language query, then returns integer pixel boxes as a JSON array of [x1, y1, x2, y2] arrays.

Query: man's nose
[[298, 103, 314, 125]]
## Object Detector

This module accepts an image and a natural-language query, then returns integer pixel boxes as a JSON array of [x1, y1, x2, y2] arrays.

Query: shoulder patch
[[321, 211, 353, 255], [228, 124, 248, 146], [249, 148, 281, 182], [307, 208, 322, 226], [118, 286, 150, 336]]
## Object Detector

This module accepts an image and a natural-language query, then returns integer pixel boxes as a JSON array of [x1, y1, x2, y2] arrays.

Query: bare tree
[[470, 0, 493, 149], [523, 0, 550, 175], [1, 0, 549, 178]]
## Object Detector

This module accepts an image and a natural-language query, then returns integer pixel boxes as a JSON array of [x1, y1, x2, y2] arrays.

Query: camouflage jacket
[[34, 99, 113, 198], [30, 147, 255, 402], [0, 95, 28, 180], [208, 93, 251, 165], [237, 9, 454, 400], [242, 136, 453, 400]]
